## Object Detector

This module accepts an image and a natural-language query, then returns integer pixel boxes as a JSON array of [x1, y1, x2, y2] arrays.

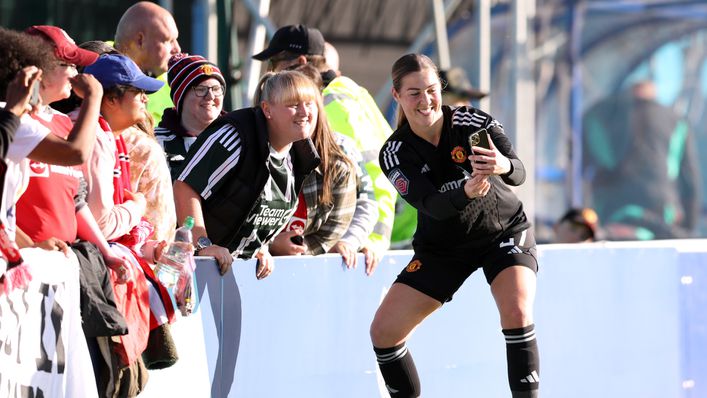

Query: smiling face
[[393, 67, 443, 132], [259, 71, 320, 152], [180, 77, 224, 132], [262, 98, 318, 151]]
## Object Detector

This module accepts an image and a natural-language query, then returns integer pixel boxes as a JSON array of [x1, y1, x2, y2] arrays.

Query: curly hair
[[0, 27, 55, 101]]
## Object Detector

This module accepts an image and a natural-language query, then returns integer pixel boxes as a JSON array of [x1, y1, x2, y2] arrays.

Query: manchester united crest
[[451, 146, 466, 163], [200, 64, 214, 75], [406, 259, 422, 272]]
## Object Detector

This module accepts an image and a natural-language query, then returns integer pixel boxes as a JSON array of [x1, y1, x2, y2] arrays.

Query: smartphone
[[29, 80, 41, 107], [468, 128, 490, 151]]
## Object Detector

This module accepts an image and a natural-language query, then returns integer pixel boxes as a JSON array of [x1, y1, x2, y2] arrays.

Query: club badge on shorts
[[406, 259, 422, 272]]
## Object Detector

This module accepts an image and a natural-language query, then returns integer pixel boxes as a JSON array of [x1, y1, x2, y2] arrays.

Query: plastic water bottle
[[156, 216, 194, 289]]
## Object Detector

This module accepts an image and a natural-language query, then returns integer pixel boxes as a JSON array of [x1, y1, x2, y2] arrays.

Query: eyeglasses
[[192, 85, 225, 97], [125, 87, 147, 97]]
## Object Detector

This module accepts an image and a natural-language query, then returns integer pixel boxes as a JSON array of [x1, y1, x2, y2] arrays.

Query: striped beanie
[[167, 53, 226, 114]]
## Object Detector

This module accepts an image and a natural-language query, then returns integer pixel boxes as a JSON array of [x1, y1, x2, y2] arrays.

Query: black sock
[[373, 343, 421, 398], [503, 324, 540, 398]]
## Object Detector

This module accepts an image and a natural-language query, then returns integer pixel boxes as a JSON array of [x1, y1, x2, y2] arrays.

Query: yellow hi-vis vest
[[323, 76, 396, 251], [146, 73, 172, 124]]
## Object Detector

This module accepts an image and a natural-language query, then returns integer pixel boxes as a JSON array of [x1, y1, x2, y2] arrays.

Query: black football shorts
[[394, 229, 538, 303]]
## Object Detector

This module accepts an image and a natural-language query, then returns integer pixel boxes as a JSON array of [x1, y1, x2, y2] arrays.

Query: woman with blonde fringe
[[173, 70, 321, 278]]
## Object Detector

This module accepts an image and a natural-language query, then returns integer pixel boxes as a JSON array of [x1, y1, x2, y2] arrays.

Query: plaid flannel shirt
[[301, 158, 357, 255]]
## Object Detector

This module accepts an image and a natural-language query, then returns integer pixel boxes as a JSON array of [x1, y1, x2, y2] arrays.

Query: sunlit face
[[141, 15, 180, 76], [181, 78, 224, 128], [263, 98, 318, 148], [393, 68, 443, 130], [105, 87, 148, 131], [40, 62, 77, 104], [121, 87, 148, 125]]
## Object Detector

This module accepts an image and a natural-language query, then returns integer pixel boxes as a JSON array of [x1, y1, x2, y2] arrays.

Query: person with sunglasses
[[155, 53, 227, 181]]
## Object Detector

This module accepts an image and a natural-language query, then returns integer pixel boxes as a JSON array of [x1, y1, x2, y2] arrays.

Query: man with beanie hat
[[155, 53, 227, 180], [254, 26, 396, 273]]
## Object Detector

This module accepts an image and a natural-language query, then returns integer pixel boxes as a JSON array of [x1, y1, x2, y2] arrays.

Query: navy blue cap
[[83, 54, 164, 94]]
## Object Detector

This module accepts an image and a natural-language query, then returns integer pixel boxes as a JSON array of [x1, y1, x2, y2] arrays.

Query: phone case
[[29, 81, 40, 106], [469, 129, 490, 150]]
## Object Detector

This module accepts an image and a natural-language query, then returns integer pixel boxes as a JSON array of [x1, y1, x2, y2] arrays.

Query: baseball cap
[[167, 53, 226, 113], [26, 25, 98, 67], [252, 24, 325, 61], [83, 54, 164, 94], [440, 67, 488, 100], [559, 208, 599, 238]]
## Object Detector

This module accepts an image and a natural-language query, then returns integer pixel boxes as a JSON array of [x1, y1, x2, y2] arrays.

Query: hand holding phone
[[468, 127, 512, 176]]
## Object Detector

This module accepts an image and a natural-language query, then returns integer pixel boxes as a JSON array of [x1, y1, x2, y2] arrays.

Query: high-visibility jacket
[[322, 76, 396, 251], [147, 73, 172, 124]]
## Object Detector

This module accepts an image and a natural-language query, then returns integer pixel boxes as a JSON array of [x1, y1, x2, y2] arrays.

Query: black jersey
[[380, 105, 530, 249]]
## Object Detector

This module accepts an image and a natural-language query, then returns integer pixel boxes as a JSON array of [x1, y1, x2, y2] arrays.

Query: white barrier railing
[[139, 241, 707, 398], [3, 241, 706, 397]]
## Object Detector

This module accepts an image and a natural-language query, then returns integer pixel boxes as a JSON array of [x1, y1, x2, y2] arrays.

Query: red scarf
[[98, 116, 131, 205], [97, 118, 176, 331]]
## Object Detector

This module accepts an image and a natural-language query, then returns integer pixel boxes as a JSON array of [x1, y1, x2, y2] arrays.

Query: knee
[[369, 318, 386, 347], [500, 304, 533, 329], [370, 318, 396, 348]]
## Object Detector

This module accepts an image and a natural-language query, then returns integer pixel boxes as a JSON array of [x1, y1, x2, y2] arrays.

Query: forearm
[[14, 227, 34, 249], [174, 180, 206, 245], [65, 93, 101, 160], [75, 206, 114, 258], [338, 198, 378, 250], [89, 198, 144, 241], [411, 188, 472, 220], [501, 158, 526, 186]]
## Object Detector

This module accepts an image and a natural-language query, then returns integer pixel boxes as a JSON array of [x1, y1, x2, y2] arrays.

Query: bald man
[[114, 1, 181, 122]]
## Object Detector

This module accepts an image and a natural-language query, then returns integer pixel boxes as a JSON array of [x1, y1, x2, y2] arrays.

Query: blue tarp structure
[[420, 1, 707, 239]]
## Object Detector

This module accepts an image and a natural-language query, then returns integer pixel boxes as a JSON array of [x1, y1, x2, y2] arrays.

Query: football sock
[[374, 343, 421, 397], [503, 324, 540, 398]]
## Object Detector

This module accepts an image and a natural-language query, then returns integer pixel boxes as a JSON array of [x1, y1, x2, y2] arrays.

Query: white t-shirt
[[0, 103, 50, 239]]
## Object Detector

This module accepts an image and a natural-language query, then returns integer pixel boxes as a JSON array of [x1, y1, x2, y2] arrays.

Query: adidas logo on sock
[[386, 385, 400, 393], [520, 370, 540, 383]]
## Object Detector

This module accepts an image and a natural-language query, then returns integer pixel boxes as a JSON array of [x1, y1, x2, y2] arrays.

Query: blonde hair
[[256, 70, 353, 206], [255, 70, 319, 105]]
